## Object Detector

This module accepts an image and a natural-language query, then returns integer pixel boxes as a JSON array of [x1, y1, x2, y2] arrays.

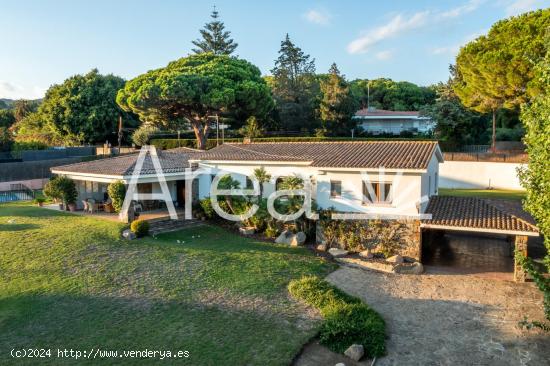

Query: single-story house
[[353, 108, 435, 135], [51, 140, 539, 281]]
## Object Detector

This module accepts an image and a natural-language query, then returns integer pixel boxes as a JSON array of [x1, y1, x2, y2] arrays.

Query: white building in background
[[353, 108, 435, 135]]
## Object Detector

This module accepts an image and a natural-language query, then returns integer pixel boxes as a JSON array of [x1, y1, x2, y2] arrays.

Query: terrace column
[[513, 235, 528, 283]]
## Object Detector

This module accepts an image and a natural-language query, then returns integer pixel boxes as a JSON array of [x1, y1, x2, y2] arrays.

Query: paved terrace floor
[[43, 204, 185, 222]]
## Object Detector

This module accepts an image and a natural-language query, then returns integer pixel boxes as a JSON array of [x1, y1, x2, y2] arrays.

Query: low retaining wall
[[439, 161, 525, 190]]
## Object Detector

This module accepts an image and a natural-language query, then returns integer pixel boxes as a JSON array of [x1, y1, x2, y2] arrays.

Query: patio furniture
[[88, 199, 96, 213], [82, 200, 89, 213], [104, 202, 115, 213]]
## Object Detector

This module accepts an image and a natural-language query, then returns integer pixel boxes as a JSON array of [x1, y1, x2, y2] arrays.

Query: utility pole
[[117, 115, 123, 153], [216, 114, 219, 146]]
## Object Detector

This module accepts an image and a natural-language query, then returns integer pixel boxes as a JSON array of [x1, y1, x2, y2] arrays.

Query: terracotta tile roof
[[193, 141, 440, 170], [355, 109, 421, 117], [423, 196, 539, 234], [51, 147, 202, 176]]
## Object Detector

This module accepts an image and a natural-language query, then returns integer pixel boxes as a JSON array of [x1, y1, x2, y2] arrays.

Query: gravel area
[[295, 267, 549, 366]]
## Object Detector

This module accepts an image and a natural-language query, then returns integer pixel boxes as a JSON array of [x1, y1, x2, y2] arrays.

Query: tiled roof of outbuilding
[[423, 196, 539, 234]]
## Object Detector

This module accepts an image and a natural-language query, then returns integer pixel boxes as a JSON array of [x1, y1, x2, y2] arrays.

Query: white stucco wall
[[439, 161, 525, 190], [197, 162, 427, 216]]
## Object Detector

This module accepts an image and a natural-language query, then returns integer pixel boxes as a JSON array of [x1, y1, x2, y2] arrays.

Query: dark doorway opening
[[422, 229, 514, 277], [176, 180, 185, 208]]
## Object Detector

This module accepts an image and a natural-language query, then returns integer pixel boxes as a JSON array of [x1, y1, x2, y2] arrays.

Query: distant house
[[353, 108, 434, 135]]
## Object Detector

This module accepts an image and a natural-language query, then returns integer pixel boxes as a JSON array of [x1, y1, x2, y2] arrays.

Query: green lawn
[[0, 203, 335, 365], [438, 188, 526, 200]]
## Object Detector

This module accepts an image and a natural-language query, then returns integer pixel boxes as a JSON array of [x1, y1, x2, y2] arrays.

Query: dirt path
[[295, 267, 549, 366]]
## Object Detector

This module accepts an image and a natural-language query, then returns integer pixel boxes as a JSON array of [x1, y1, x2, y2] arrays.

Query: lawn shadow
[[0, 223, 40, 231], [0, 292, 316, 366]]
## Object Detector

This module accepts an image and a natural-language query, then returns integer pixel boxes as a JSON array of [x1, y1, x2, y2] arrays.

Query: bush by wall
[[107, 180, 126, 213], [288, 276, 385, 358], [130, 220, 150, 238]]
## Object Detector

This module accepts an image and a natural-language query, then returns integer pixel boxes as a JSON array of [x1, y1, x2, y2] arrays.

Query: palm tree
[[253, 167, 271, 197]]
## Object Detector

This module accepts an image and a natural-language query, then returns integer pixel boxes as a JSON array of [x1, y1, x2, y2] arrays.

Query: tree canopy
[[518, 48, 550, 331], [270, 34, 319, 132], [117, 53, 273, 149], [318, 63, 357, 135], [350, 78, 435, 111], [421, 81, 488, 149], [453, 9, 550, 150], [192, 8, 238, 55], [30, 69, 133, 145]]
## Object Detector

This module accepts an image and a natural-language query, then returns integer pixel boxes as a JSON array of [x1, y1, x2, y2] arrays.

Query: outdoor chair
[[88, 199, 96, 213], [82, 200, 89, 213]]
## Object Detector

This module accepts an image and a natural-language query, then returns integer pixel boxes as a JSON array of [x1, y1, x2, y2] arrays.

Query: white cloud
[[347, 0, 486, 55], [375, 50, 394, 60], [505, 0, 548, 16], [347, 11, 428, 54], [303, 8, 332, 25], [0, 81, 45, 99], [431, 30, 486, 56], [440, 0, 485, 19]]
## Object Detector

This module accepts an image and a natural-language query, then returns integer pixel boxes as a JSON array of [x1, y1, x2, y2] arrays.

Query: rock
[[316, 243, 328, 252], [359, 250, 373, 259], [335, 364, 346, 366], [122, 229, 136, 240], [290, 232, 306, 246], [393, 261, 424, 275], [328, 248, 349, 258], [239, 226, 255, 235], [344, 344, 364, 361], [275, 230, 291, 244], [386, 254, 404, 264]]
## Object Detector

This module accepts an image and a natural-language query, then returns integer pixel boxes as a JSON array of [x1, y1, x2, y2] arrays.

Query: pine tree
[[319, 63, 357, 134], [192, 7, 238, 55], [270, 34, 318, 131]]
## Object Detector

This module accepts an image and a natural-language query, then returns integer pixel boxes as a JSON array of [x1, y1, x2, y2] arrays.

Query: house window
[[362, 181, 392, 204], [435, 172, 439, 194], [245, 177, 253, 189], [330, 180, 342, 197], [429, 176, 432, 195]]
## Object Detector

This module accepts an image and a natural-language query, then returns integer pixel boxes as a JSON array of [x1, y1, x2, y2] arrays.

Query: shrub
[[288, 276, 385, 358], [264, 225, 278, 239], [43, 176, 77, 205], [132, 125, 159, 146], [107, 180, 126, 213], [130, 220, 149, 238], [199, 198, 215, 219]]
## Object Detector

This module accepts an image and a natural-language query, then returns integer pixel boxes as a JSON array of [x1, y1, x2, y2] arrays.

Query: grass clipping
[[288, 276, 386, 358]]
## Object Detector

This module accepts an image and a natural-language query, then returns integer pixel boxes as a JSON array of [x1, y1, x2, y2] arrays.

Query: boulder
[[335, 364, 346, 366], [359, 250, 373, 259], [386, 254, 404, 264], [290, 232, 306, 246], [316, 243, 328, 252], [275, 230, 291, 244], [328, 248, 349, 258], [239, 227, 255, 235], [122, 229, 136, 240], [344, 344, 364, 361], [393, 261, 424, 275]]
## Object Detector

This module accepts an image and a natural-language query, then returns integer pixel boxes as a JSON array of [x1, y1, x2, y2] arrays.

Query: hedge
[[288, 276, 386, 358], [151, 136, 436, 150]]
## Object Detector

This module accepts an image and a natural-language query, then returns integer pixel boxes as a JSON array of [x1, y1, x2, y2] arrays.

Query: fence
[[443, 152, 528, 163], [0, 157, 85, 182], [0, 183, 35, 203], [0, 146, 96, 162]]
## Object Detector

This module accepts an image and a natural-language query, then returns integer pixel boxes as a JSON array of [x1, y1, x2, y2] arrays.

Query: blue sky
[[1, 0, 549, 99]]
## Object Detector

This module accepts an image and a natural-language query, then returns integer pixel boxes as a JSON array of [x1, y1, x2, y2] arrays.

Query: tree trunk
[[191, 120, 210, 150], [491, 108, 497, 154]]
